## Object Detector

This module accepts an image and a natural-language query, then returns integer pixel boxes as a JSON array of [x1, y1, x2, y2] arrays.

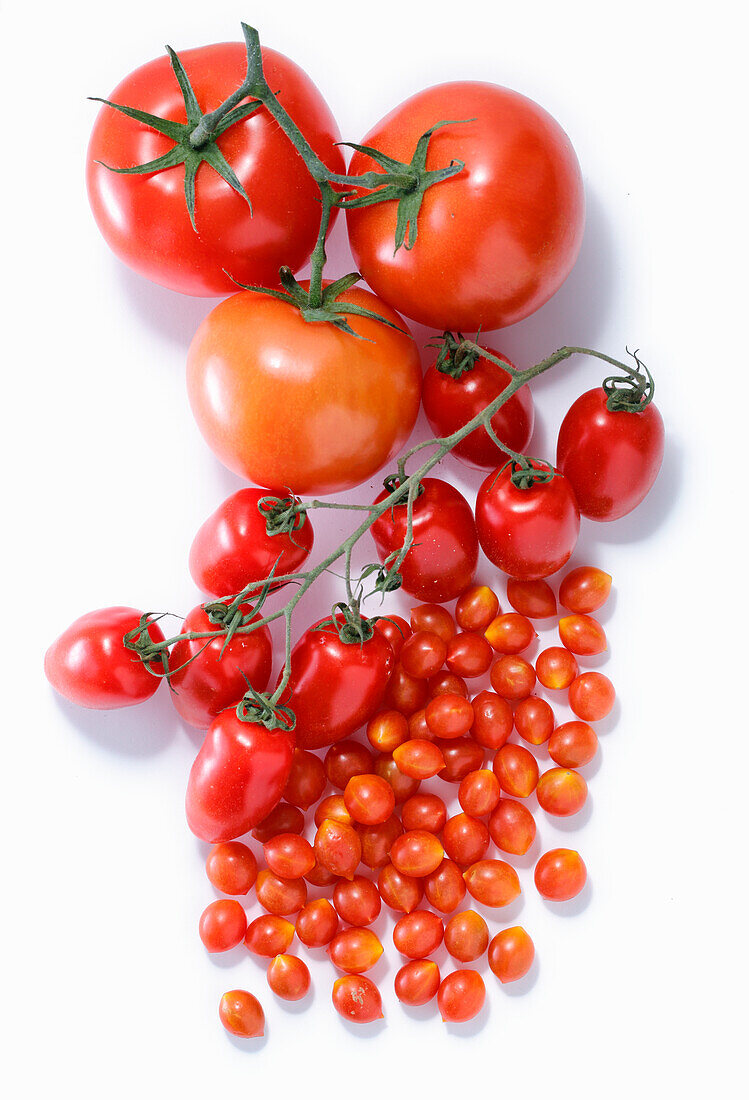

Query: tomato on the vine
[[87, 42, 345, 296]]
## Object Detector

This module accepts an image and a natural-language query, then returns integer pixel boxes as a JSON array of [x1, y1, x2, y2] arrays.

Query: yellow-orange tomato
[[187, 286, 422, 495], [488, 927, 535, 982]]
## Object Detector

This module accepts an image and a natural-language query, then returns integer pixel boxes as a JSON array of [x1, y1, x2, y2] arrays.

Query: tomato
[[189, 488, 314, 599], [463, 859, 521, 908], [443, 814, 490, 867], [393, 739, 445, 780], [422, 348, 534, 468], [255, 870, 307, 915], [325, 741, 375, 789], [205, 841, 258, 895], [187, 286, 421, 495], [252, 802, 305, 843], [314, 819, 362, 881], [374, 615, 412, 657], [378, 863, 424, 914], [283, 749, 327, 809], [458, 770, 501, 817], [344, 774, 396, 824], [559, 566, 612, 613], [87, 42, 344, 297], [332, 975, 383, 1023], [402, 794, 447, 834], [382, 664, 430, 716], [394, 960, 440, 1006], [476, 464, 580, 580], [185, 709, 295, 842], [410, 604, 456, 642], [514, 696, 555, 746], [536, 768, 588, 817], [219, 989, 264, 1038], [277, 617, 394, 750], [484, 612, 536, 654], [333, 877, 382, 927], [400, 631, 448, 679], [393, 910, 444, 959], [425, 694, 474, 739], [558, 614, 607, 656], [488, 799, 536, 856], [535, 646, 578, 690], [367, 710, 409, 754], [371, 479, 479, 604], [470, 690, 513, 751], [199, 899, 247, 952], [358, 815, 404, 870], [455, 585, 500, 633], [345, 82, 584, 331], [488, 927, 535, 983], [506, 579, 557, 619], [568, 672, 616, 721], [423, 859, 467, 913], [267, 955, 311, 1001], [445, 633, 493, 678], [489, 655, 537, 701], [548, 721, 598, 768], [437, 969, 485, 1024], [45, 607, 165, 710], [263, 834, 316, 879], [328, 928, 383, 973], [374, 756, 421, 804], [244, 915, 296, 958], [557, 388, 664, 521], [390, 831, 445, 878], [535, 848, 587, 901], [444, 911, 489, 963], [169, 602, 272, 729], [428, 671, 468, 699], [493, 744, 539, 798], [438, 738, 485, 783], [296, 899, 339, 948]]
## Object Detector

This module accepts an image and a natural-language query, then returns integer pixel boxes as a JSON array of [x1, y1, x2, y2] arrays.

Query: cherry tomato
[[437, 969, 486, 1024], [506, 578, 557, 619], [333, 877, 382, 927], [559, 614, 607, 656], [535, 848, 587, 901], [402, 794, 447, 834], [346, 82, 584, 331], [425, 694, 474, 739], [559, 566, 612, 613], [199, 899, 247, 952], [378, 863, 424, 914], [410, 604, 457, 643], [444, 911, 489, 962], [490, 655, 537, 701], [393, 910, 444, 959], [438, 739, 485, 783], [382, 664, 430, 716], [374, 756, 421, 804], [283, 749, 327, 809], [394, 960, 441, 1006], [366, 710, 410, 754], [568, 672, 616, 721], [422, 348, 534, 469], [443, 814, 490, 866], [455, 585, 500, 633], [255, 871, 307, 916], [535, 646, 579, 690], [267, 954, 311, 1001], [393, 739, 446, 780], [189, 284, 421, 494], [344, 774, 396, 825], [205, 841, 258, 895], [493, 744, 539, 798], [557, 388, 664, 520], [408, 709, 433, 741], [313, 795, 351, 830], [296, 898, 339, 948], [548, 721, 598, 768], [476, 465, 580, 581], [185, 710, 295, 842], [458, 770, 501, 817], [428, 671, 468, 698], [488, 799, 537, 856], [464, 859, 521, 908], [332, 975, 383, 1023], [252, 802, 306, 843], [328, 928, 384, 973], [445, 633, 493, 678], [264, 833, 316, 879], [375, 615, 412, 657], [488, 927, 535, 983], [484, 612, 536, 654], [358, 814, 404, 870], [169, 603, 272, 729], [219, 989, 264, 1038], [244, 915, 296, 958], [470, 690, 514, 751], [278, 618, 394, 750], [536, 768, 588, 816], [371, 479, 479, 604], [88, 42, 344, 297], [325, 740, 375, 790], [314, 819, 361, 880], [45, 607, 165, 710], [400, 631, 447, 679], [304, 861, 339, 887], [514, 696, 555, 746], [390, 831, 445, 878]]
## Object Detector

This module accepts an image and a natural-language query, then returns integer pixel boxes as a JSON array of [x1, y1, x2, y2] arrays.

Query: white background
[[1, 0, 745, 1096]]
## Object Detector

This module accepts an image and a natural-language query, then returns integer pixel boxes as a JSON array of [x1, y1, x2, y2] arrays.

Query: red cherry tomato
[[559, 566, 612, 613], [488, 927, 535, 983], [333, 877, 382, 927], [455, 585, 500, 633], [568, 672, 616, 721], [557, 388, 664, 521], [393, 739, 446, 780], [394, 960, 440, 1005], [189, 488, 314, 599], [488, 798, 536, 855], [535, 646, 578, 690], [296, 899, 339, 948], [445, 633, 493, 679], [506, 578, 557, 619], [393, 910, 444, 959], [263, 834, 316, 879], [382, 664, 430, 717], [410, 604, 456, 643], [422, 348, 534, 469], [535, 848, 587, 901], [437, 969, 486, 1023], [493, 744, 539, 798], [252, 802, 305, 843], [558, 614, 607, 656], [185, 710, 295, 842], [345, 82, 584, 331], [199, 899, 247, 952], [378, 863, 424, 914], [244, 915, 296, 958], [283, 749, 327, 809], [371, 478, 479, 604], [255, 870, 307, 915], [314, 819, 362, 881], [423, 859, 467, 913], [332, 975, 383, 1023], [205, 841, 258, 895], [324, 740, 375, 790], [484, 612, 536, 654], [425, 694, 474, 739], [444, 910, 489, 962], [514, 696, 555, 746], [358, 814, 404, 870], [277, 617, 394, 750], [328, 928, 384, 974], [87, 41, 344, 297], [548, 721, 598, 768], [443, 813, 490, 866], [402, 794, 448, 834], [463, 859, 521, 908], [476, 464, 580, 580], [344, 774, 396, 825], [45, 607, 165, 710], [536, 768, 588, 817], [169, 603, 272, 729], [267, 955, 311, 1001], [219, 989, 264, 1038], [400, 631, 448, 679], [470, 690, 513, 751], [438, 738, 485, 783], [490, 655, 537, 701], [374, 615, 412, 657]]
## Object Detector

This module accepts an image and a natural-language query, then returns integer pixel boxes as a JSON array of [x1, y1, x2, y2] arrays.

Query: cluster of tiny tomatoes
[[201, 566, 611, 1036]]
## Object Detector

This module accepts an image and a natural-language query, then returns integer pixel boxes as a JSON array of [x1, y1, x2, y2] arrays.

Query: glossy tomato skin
[[185, 710, 295, 842], [556, 388, 665, 521], [422, 351, 534, 469], [475, 465, 580, 580], [371, 478, 478, 603], [169, 604, 272, 729], [189, 488, 314, 598], [346, 82, 584, 332], [277, 619, 395, 750], [87, 43, 344, 296], [187, 286, 421, 495], [45, 607, 165, 710]]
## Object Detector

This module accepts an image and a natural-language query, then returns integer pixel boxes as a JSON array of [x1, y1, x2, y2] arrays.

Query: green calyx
[[236, 684, 297, 730], [316, 601, 375, 645], [431, 331, 482, 379], [502, 458, 558, 491], [602, 348, 656, 412], [259, 495, 307, 539], [337, 120, 469, 252], [90, 43, 261, 231]]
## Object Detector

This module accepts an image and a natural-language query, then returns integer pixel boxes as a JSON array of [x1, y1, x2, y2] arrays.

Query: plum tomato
[[219, 989, 264, 1038], [332, 975, 383, 1022], [437, 969, 486, 1023], [267, 954, 311, 1001], [559, 567, 612, 613], [488, 927, 535, 983], [394, 959, 441, 1006], [535, 848, 587, 901], [199, 899, 247, 952]]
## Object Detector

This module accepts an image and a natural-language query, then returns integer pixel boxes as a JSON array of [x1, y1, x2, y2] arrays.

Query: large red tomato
[[186, 709, 295, 842], [475, 464, 580, 580], [45, 607, 165, 710], [168, 603, 273, 729], [186, 286, 422, 494], [370, 478, 479, 603], [87, 42, 344, 296], [345, 82, 584, 331], [556, 388, 664, 520], [276, 618, 395, 750]]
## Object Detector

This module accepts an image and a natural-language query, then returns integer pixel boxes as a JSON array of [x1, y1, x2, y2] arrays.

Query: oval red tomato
[[370, 478, 478, 603], [45, 607, 165, 710], [187, 286, 421, 494], [345, 81, 584, 331], [87, 41, 344, 296], [422, 348, 534, 469], [168, 603, 272, 729], [185, 709, 295, 842], [475, 464, 580, 580], [276, 618, 395, 750], [556, 388, 665, 520]]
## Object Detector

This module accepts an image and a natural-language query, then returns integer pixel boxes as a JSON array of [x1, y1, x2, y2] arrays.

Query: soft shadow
[[275, 987, 316, 1014], [340, 1016, 388, 1038], [400, 1000, 439, 1022], [445, 995, 490, 1037], [115, 261, 219, 347], [542, 877, 592, 917], [53, 683, 180, 757], [591, 697, 621, 737], [499, 954, 540, 997], [207, 945, 248, 971], [226, 1030, 268, 1052], [547, 795, 594, 832]]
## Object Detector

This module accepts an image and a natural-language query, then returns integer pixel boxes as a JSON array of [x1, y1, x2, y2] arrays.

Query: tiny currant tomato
[[444, 910, 489, 962], [548, 721, 598, 768], [559, 566, 612, 613], [568, 672, 615, 721], [535, 848, 587, 901], [219, 990, 264, 1038], [535, 646, 579, 690], [267, 954, 311, 1000], [488, 927, 535, 983], [332, 975, 383, 1022], [199, 900, 247, 953], [205, 842, 258, 895], [438, 970, 485, 1023], [394, 960, 441, 1006], [244, 915, 295, 958]]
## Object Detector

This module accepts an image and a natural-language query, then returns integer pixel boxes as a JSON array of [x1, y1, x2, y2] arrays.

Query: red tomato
[[476, 464, 580, 580], [87, 42, 344, 296], [557, 388, 664, 520], [277, 617, 394, 750], [45, 607, 165, 710], [345, 82, 584, 331], [168, 603, 272, 729], [189, 488, 314, 599], [185, 709, 295, 842], [371, 478, 478, 603], [187, 287, 421, 495], [422, 348, 534, 469]]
